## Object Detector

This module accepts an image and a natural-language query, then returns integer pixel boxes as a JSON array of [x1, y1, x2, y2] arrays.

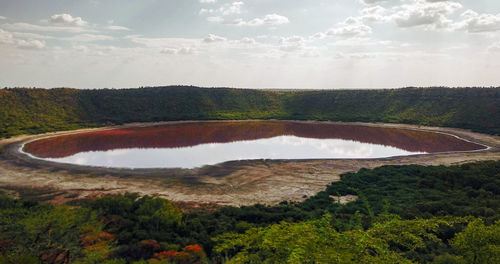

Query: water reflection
[[23, 121, 484, 169]]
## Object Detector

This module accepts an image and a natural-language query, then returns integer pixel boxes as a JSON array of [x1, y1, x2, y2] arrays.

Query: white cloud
[[203, 34, 226, 43], [356, 0, 475, 33], [12, 32, 53, 39], [358, 1, 500, 34], [2, 22, 94, 33], [74, 45, 90, 53], [0, 28, 14, 44], [1, 13, 95, 36], [207, 16, 224, 23], [65, 34, 114, 42], [391, 0, 462, 29], [200, 1, 288, 27], [361, 0, 388, 4], [68, 44, 120, 56], [312, 32, 326, 40], [325, 17, 372, 38], [0, 16, 6, 20], [107, 25, 130, 31], [488, 42, 500, 53], [362, 0, 453, 4], [0, 28, 45, 49], [239, 37, 256, 44], [279, 36, 306, 52], [360, 6, 390, 22], [160, 47, 177, 54], [328, 37, 409, 49], [222, 1, 244, 15], [300, 48, 322, 58], [349, 53, 377, 59], [49, 13, 88, 27], [161, 47, 196, 55], [125, 35, 200, 48], [454, 10, 500, 33], [199, 8, 212, 15], [200, 0, 217, 3], [247, 14, 290, 26], [206, 13, 289, 27], [178, 47, 195, 54], [16, 39, 45, 49], [425, 0, 459, 2], [200, 1, 244, 16], [220, 18, 246, 25]]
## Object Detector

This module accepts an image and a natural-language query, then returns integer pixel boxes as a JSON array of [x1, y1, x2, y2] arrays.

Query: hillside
[[2, 161, 500, 263], [1, 86, 499, 138]]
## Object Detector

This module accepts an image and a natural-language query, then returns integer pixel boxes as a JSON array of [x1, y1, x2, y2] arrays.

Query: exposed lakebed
[[21, 121, 485, 169]]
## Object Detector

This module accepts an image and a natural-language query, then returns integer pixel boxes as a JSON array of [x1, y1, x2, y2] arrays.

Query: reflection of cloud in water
[[74, 157, 88, 165], [46, 135, 426, 169], [319, 142, 374, 157], [107, 149, 132, 156], [272, 136, 375, 157]]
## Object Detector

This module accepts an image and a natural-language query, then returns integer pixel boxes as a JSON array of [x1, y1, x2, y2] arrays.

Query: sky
[[1, 0, 500, 89]]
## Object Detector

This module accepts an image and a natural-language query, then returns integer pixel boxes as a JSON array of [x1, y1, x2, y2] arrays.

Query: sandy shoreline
[[1, 120, 499, 207]]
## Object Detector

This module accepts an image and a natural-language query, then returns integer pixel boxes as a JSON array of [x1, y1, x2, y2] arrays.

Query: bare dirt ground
[[0, 121, 499, 207]]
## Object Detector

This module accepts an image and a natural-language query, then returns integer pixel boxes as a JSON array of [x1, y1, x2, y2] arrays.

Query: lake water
[[22, 121, 484, 169]]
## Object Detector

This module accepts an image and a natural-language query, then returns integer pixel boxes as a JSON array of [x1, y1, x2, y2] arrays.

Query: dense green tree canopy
[[1, 161, 499, 263]]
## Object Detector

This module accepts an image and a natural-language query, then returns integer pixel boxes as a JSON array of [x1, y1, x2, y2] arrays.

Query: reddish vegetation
[[80, 226, 115, 260], [0, 239, 14, 254], [183, 244, 204, 253], [139, 240, 162, 253], [40, 249, 70, 264], [24, 121, 483, 159], [151, 244, 206, 264], [154, 250, 178, 258]]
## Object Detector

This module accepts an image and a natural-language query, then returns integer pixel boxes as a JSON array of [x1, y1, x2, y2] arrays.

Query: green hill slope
[[1, 86, 499, 138]]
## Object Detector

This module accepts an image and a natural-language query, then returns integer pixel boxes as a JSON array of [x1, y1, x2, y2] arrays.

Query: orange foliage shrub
[[138, 239, 162, 253], [183, 244, 203, 253], [151, 244, 206, 264], [98, 232, 114, 240], [154, 250, 178, 259], [79, 226, 115, 260], [81, 230, 115, 248]]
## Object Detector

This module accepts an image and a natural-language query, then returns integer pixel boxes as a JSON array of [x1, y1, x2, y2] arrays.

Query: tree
[[451, 219, 500, 264], [136, 197, 183, 232], [213, 214, 458, 264]]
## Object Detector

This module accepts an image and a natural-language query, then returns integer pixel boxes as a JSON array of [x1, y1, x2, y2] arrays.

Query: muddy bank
[[0, 121, 499, 206]]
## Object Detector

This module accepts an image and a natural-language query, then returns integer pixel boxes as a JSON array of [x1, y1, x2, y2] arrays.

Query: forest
[[1, 86, 499, 138], [1, 161, 499, 263]]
